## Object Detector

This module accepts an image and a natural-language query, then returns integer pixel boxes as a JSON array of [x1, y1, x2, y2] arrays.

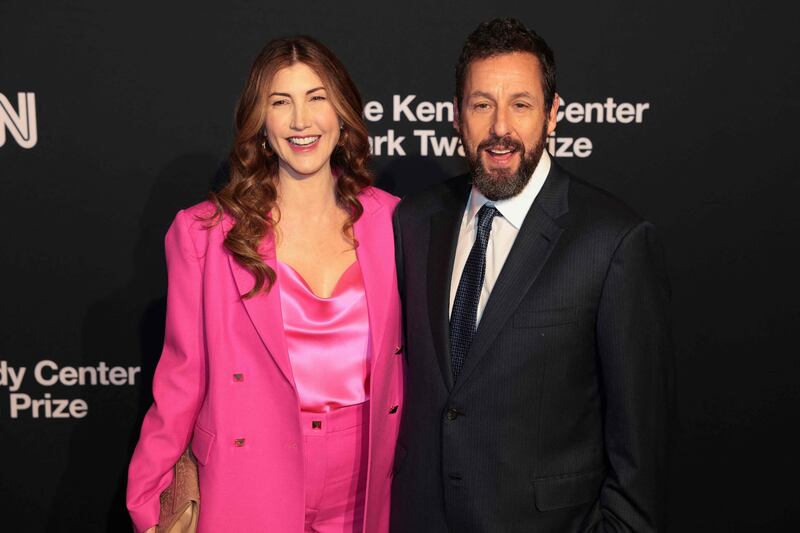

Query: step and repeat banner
[[1, 1, 797, 531]]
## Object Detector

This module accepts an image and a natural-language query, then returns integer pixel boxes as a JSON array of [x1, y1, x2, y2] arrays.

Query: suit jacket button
[[389, 405, 399, 414], [446, 408, 460, 421], [234, 438, 245, 447], [233, 373, 244, 382], [393, 344, 403, 354]]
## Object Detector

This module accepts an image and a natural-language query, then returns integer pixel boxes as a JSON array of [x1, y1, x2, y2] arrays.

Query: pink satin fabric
[[278, 260, 370, 413]]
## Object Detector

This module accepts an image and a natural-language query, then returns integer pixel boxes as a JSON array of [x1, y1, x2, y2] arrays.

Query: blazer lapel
[[353, 191, 392, 373], [227, 222, 295, 388], [452, 164, 570, 394], [428, 177, 471, 391]]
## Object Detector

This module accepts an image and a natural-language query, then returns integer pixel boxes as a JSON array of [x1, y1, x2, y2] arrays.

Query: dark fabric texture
[[390, 161, 673, 533], [449, 204, 497, 380]]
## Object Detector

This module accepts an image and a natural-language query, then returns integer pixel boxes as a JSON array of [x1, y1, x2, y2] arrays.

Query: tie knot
[[477, 204, 498, 232]]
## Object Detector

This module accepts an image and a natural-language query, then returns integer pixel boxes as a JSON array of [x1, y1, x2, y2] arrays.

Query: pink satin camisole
[[277, 260, 370, 413]]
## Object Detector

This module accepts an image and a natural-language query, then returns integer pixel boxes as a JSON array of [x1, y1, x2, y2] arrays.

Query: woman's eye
[[311, 95, 326, 102], [271, 99, 289, 107]]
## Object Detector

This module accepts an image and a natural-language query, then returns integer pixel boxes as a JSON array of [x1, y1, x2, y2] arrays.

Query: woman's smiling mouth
[[287, 135, 321, 151]]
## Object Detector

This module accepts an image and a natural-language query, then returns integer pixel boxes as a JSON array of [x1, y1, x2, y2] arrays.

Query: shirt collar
[[466, 150, 552, 230]]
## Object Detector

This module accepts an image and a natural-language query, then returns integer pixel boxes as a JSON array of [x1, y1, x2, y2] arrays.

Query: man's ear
[[546, 93, 560, 135], [453, 97, 461, 132]]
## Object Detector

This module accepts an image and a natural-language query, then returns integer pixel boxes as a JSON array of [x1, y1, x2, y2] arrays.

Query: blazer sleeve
[[392, 203, 405, 304], [594, 221, 673, 533], [126, 210, 207, 533]]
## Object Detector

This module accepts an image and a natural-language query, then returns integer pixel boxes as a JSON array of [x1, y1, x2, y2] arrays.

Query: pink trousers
[[301, 401, 369, 533]]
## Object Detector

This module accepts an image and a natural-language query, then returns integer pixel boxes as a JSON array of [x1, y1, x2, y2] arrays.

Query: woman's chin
[[279, 160, 332, 180]]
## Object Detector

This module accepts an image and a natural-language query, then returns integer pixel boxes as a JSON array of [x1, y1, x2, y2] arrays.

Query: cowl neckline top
[[277, 260, 370, 412]]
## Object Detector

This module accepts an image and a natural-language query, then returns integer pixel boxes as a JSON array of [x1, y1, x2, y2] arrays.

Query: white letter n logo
[[0, 92, 38, 149]]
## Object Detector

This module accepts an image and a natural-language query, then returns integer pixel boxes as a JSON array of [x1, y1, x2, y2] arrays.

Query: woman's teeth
[[288, 136, 319, 146]]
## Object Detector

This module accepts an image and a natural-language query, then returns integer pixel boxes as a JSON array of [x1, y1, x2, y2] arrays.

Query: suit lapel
[[227, 221, 295, 388], [452, 164, 570, 394], [353, 190, 391, 373], [427, 178, 471, 391]]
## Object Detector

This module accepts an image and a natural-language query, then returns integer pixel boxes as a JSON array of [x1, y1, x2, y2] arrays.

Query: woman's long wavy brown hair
[[208, 36, 373, 298]]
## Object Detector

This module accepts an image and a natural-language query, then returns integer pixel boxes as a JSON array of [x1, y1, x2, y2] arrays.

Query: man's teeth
[[489, 148, 512, 154], [288, 136, 319, 146]]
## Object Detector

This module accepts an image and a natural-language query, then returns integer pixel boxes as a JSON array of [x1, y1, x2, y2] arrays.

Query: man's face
[[455, 52, 558, 200]]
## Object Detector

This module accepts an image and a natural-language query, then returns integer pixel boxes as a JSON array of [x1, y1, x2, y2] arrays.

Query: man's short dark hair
[[455, 18, 557, 112]]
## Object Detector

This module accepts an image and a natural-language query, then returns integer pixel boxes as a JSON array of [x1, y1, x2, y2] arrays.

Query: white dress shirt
[[449, 150, 552, 322]]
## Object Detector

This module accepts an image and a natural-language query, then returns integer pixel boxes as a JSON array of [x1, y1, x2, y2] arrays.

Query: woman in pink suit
[[127, 36, 403, 533]]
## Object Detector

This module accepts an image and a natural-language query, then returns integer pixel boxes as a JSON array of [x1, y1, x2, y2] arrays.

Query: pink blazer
[[127, 187, 403, 533]]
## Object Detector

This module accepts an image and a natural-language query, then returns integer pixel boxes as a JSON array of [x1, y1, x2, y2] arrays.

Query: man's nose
[[490, 106, 510, 138]]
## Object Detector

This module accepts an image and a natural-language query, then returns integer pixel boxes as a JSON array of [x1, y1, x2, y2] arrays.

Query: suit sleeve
[[126, 210, 207, 533], [594, 221, 673, 533]]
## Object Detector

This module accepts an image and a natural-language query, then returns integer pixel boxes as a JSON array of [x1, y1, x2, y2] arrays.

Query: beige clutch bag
[[157, 448, 200, 533]]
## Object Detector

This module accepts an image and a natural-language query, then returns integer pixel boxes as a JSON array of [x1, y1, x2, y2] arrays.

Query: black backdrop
[[1, 1, 798, 531]]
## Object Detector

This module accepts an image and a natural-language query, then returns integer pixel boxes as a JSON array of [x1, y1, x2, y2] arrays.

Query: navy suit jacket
[[391, 161, 673, 532]]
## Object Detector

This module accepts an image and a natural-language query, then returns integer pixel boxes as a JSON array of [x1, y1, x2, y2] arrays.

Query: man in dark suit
[[391, 18, 672, 532]]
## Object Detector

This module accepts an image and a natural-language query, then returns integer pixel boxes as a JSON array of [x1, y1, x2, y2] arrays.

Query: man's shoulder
[[556, 164, 645, 232], [394, 163, 648, 234], [396, 173, 471, 219]]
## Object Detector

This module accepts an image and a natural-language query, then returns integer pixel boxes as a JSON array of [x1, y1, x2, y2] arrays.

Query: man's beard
[[461, 125, 548, 201]]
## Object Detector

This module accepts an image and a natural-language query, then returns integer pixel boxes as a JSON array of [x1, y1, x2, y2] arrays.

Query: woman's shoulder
[[174, 200, 232, 231], [358, 186, 400, 212], [180, 199, 218, 221], [167, 200, 230, 253]]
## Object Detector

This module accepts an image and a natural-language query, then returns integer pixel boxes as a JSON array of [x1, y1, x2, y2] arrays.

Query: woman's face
[[264, 62, 341, 181]]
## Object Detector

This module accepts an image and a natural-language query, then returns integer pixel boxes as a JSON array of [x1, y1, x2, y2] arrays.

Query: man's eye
[[474, 102, 491, 110], [514, 102, 531, 109]]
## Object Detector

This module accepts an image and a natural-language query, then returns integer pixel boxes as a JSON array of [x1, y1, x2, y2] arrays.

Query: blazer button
[[393, 344, 403, 355], [233, 373, 244, 382], [389, 405, 399, 414], [446, 408, 460, 421], [234, 438, 246, 447]]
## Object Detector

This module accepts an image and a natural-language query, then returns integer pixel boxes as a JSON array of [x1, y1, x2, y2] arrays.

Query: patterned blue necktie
[[450, 204, 498, 380]]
